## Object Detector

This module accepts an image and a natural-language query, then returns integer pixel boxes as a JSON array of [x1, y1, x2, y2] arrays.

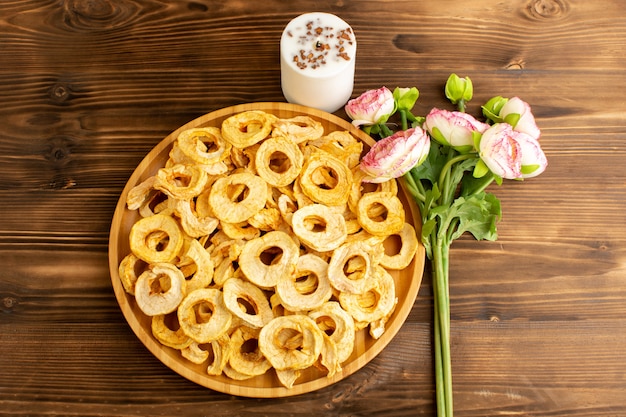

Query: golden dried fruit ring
[[309, 130, 363, 169], [151, 313, 192, 350], [299, 151, 353, 206], [223, 277, 274, 328], [206, 334, 231, 376], [339, 265, 396, 325], [228, 326, 272, 377], [238, 230, 299, 289], [135, 263, 186, 316], [327, 241, 376, 294], [221, 110, 273, 148], [173, 198, 219, 238], [180, 341, 210, 364], [291, 203, 347, 252], [126, 176, 156, 210], [356, 191, 405, 236], [276, 253, 333, 312], [177, 127, 231, 165], [154, 163, 208, 200], [254, 136, 304, 187], [118, 253, 146, 295], [308, 301, 356, 363], [179, 239, 214, 292], [208, 172, 268, 224], [129, 214, 184, 263], [258, 315, 323, 371], [348, 169, 397, 213], [177, 288, 232, 344], [380, 222, 419, 270], [271, 115, 324, 144]]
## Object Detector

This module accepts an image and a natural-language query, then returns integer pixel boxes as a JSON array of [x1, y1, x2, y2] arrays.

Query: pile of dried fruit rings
[[119, 110, 419, 388]]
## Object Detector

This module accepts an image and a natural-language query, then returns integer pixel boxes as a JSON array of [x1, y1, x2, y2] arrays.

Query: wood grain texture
[[1, 0, 626, 415]]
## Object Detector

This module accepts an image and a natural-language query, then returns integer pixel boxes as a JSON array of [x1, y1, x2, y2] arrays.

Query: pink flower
[[345, 87, 396, 128], [479, 123, 523, 179], [500, 97, 541, 140], [516, 132, 548, 178], [423, 108, 490, 152], [360, 127, 430, 183]]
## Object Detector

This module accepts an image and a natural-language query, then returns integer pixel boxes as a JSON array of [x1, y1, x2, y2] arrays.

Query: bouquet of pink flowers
[[345, 74, 547, 417]]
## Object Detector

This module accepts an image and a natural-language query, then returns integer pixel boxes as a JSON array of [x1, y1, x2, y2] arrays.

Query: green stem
[[400, 109, 409, 131], [438, 152, 474, 206], [402, 172, 425, 203], [432, 231, 453, 417]]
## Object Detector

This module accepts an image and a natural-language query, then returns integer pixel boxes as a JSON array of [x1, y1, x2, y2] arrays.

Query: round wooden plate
[[108, 102, 425, 398]]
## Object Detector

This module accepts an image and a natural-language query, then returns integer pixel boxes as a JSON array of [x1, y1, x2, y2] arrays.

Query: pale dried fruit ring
[[223, 277, 274, 328], [308, 130, 363, 169], [151, 313, 192, 350], [135, 263, 186, 316], [177, 127, 231, 165], [178, 239, 214, 292], [379, 222, 419, 270], [255, 136, 304, 187], [178, 288, 232, 343], [126, 176, 156, 211], [356, 191, 405, 236], [208, 172, 268, 223], [309, 301, 356, 363], [221, 110, 273, 148], [339, 265, 396, 326], [228, 326, 272, 377], [258, 315, 323, 371], [299, 151, 353, 206], [238, 230, 299, 289], [348, 169, 397, 213], [129, 214, 184, 264], [206, 334, 231, 376], [271, 115, 324, 144], [327, 241, 376, 294], [276, 253, 333, 312], [154, 163, 208, 200], [173, 198, 219, 238], [291, 203, 347, 252]]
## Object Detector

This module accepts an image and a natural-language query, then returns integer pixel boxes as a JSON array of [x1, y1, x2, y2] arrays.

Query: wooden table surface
[[1, 1, 625, 416]]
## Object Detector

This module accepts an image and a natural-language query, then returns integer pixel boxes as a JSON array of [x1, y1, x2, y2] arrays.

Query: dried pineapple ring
[[126, 176, 156, 210], [135, 263, 186, 316], [221, 110, 273, 148], [180, 239, 214, 292], [299, 151, 353, 206], [255, 136, 304, 187], [118, 253, 146, 295], [154, 163, 208, 200], [259, 315, 323, 371], [327, 241, 377, 294], [151, 313, 192, 350], [173, 198, 219, 238], [208, 172, 268, 223], [223, 277, 274, 328], [380, 222, 419, 270], [180, 341, 209, 364], [348, 169, 398, 213], [356, 191, 405, 236], [129, 214, 184, 264], [309, 301, 355, 363], [291, 204, 347, 252], [178, 288, 232, 343], [339, 265, 396, 325], [309, 131, 363, 169], [228, 326, 272, 377], [177, 127, 231, 165], [276, 254, 333, 312], [271, 115, 324, 144], [206, 334, 231, 376], [239, 230, 299, 289]]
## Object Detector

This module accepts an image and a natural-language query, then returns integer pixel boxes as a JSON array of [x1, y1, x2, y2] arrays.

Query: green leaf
[[411, 142, 448, 186], [441, 192, 501, 242]]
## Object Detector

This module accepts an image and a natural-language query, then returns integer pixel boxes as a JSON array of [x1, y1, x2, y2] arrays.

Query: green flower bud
[[393, 87, 420, 111], [481, 96, 509, 124], [445, 74, 473, 108]]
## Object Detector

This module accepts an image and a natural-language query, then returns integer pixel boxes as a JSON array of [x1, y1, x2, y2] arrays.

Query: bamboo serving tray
[[108, 102, 425, 398]]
